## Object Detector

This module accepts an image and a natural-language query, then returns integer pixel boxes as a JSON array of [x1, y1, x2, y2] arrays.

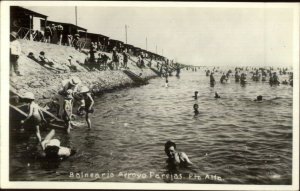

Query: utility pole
[[75, 6, 77, 26], [156, 45, 157, 54], [125, 25, 127, 44]]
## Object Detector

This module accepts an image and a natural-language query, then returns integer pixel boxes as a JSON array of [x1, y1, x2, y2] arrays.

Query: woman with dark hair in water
[[164, 141, 192, 166]]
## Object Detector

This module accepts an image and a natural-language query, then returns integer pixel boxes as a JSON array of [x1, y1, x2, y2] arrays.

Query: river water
[[10, 69, 293, 184]]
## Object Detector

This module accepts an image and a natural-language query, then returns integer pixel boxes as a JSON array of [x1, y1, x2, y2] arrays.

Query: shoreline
[[10, 40, 161, 107]]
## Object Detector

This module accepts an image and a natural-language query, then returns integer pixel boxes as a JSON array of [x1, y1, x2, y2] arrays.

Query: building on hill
[[132, 47, 141, 57], [10, 6, 48, 41], [123, 44, 135, 56], [108, 39, 124, 53], [79, 31, 109, 52], [43, 20, 87, 47]]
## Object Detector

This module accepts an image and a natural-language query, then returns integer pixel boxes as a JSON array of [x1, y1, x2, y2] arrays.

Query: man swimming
[[193, 104, 199, 115], [254, 95, 263, 102], [215, 92, 221, 98], [165, 140, 193, 166]]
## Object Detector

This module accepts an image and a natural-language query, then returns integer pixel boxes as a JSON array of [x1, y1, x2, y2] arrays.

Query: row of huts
[[10, 6, 166, 61]]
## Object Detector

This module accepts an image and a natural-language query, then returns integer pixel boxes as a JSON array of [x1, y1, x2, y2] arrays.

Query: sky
[[25, 5, 296, 67]]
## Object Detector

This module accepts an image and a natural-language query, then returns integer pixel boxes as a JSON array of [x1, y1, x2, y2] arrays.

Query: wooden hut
[[10, 6, 48, 40]]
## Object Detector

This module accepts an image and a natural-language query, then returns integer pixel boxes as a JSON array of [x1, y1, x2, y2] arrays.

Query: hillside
[[10, 40, 158, 106]]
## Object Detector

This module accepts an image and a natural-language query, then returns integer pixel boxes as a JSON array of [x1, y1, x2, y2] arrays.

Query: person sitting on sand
[[39, 51, 68, 72], [41, 129, 76, 160], [215, 92, 221, 98], [193, 91, 198, 100], [77, 86, 94, 129], [193, 104, 199, 115], [62, 89, 74, 133], [165, 140, 193, 166], [67, 56, 78, 72], [20, 92, 47, 147], [28, 52, 59, 73]]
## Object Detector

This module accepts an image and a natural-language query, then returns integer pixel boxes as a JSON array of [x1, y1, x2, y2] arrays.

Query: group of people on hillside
[[86, 46, 130, 71]]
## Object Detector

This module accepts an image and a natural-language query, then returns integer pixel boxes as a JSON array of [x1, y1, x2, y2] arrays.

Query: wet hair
[[44, 146, 59, 159], [40, 51, 45, 56], [195, 91, 198, 94], [165, 140, 176, 154]]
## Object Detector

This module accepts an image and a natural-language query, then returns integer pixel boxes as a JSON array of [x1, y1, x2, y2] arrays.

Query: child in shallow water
[[77, 86, 94, 129], [62, 89, 73, 133], [21, 92, 46, 147]]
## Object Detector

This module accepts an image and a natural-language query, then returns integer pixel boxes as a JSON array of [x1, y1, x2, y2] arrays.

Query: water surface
[[10, 70, 293, 184]]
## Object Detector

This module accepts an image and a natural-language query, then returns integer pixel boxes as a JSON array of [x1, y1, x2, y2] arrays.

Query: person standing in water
[[165, 140, 193, 166], [20, 92, 47, 146], [193, 104, 199, 115], [62, 90, 74, 133], [193, 91, 198, 100], [210, 72, 216, 85], [57, 77, 81, 118], [78, 86, 94, 129]]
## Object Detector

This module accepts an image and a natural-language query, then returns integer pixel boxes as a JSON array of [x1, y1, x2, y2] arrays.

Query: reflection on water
[[10, 70, 293, 184]]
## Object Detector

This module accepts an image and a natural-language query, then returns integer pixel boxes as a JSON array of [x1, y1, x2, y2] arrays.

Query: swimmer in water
[[254, 95, 263, 102], [78, 86, 94, 129], [165, 140, 192, 166], [193, 91, 198, 100], [193, 104, 199, 115], [165, 79, 169, 87], [215, 92, 221, 98], [41, 129, 76, 160]]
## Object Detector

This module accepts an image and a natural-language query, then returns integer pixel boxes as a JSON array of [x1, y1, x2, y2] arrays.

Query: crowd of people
[[206, 66, 293, 87], [31, 24, 81, 50]]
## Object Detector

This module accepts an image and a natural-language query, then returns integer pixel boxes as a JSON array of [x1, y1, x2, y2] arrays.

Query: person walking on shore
[[10, 31, 22, 76], [122, 49, 129, 69], [112, 47, 119, 70], [44, 25, 52, 43]]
